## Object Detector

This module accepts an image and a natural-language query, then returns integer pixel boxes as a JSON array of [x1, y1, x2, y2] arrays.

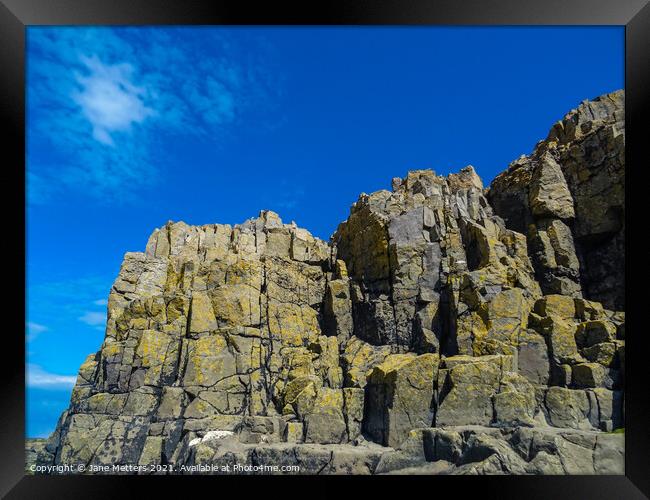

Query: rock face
[[34, 91, 625, 475], [488, 90, 624, 310], [25, 438, 47, 474]]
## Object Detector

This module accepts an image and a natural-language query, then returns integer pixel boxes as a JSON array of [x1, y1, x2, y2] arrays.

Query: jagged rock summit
[[35, 90, 625, 475]]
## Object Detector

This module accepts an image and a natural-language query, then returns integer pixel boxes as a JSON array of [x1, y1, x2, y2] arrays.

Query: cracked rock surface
[[33, 91, 625, 475]]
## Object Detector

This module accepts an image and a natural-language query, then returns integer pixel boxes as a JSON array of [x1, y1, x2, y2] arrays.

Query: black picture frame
[[2, 1, 648, 497]]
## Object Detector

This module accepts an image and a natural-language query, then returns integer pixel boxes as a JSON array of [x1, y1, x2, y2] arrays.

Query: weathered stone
[[593, 433, 625, 474], [575, 320, 617, 348], [343, 388, 365, 441], [591, 388, 624, 431], [436, 356, 502, 427], [139, 436, 163, 466], [528, 153, 575, 219], [341, 337, 392, 388], [189, 293, 218, 333], [517, 330, 550, 385], [283, 376, 321, 419], [544, 387, 591, 429], [324, 278, 353, 342], [182, 334, 235, 387], [582, 342, 617, 367], [574, 298, 605, 320], [365, 354, 438, 448], [283, 422, 304, 443], [493, 372, 537, 426], [534, 295, 576, 319], [304, 389, 347, 444], [572, 363, 615, 389]]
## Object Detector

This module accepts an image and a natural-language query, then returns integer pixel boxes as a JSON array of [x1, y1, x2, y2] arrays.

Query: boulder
[[364, 354, 438, 448], [436, 356, 502, 427]]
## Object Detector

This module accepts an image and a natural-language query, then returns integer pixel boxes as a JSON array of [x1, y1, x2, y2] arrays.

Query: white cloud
[[28, 28, 282, 203], [78, 311, 107, 326], [72, 55, 155, 146], [27, 171, 57, 206], [26, 322, 48, 342], [93, 298, 108, 306], [27, 322, 48, 334], [272, 182, 305, 211], [276, 199, 298, 209], [27, 364, 76, 389]]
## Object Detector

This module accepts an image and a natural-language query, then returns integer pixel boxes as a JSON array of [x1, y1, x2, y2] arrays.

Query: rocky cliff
[[34, 90, 625, 475]]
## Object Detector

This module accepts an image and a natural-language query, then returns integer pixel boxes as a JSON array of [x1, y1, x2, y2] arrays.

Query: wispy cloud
[[270, 180, 305, 212], [26, 322, 48, 342], [27, 27, 283, 204], [72, 55, 155, 146], [27, 322, 48, 334], [27, 364, 77, 389], [27, 275, 113, 343], [78, 311, 107, 327], [28, 276, 112, 310], [27, 171, 58, 205]]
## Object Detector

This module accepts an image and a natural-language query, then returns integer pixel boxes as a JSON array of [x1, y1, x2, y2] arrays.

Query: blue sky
[[26, 26, 623, 437]]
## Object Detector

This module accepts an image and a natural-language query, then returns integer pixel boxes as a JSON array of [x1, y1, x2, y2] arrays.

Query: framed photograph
[[2, 0, 647, 497]]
